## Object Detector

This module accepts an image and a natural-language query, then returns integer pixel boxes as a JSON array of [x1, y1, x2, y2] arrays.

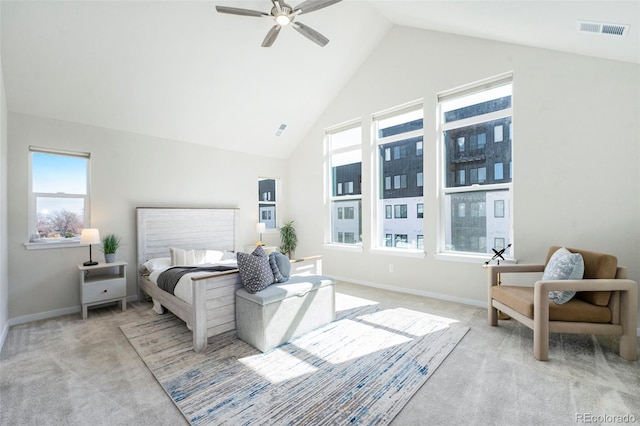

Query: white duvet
[[148, 260, 238, 305]]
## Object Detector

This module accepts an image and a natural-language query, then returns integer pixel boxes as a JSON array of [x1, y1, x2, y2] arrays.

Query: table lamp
[[80, 228, 101, 266], [256, 222, 266, 246]]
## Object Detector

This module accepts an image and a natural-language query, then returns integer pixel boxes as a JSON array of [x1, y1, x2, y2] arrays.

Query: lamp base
[[83, 260, 98, 266]]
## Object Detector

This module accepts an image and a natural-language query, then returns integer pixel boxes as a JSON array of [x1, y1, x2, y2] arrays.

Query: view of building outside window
[[374, 106, 424, 249], [327, 124, 362, 245], [258, 178, 277, 229], [440, 79, 513, 254], [30, 149, 89, 243]]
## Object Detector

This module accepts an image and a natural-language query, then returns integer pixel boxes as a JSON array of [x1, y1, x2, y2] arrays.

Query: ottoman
[[235, 274, 335, 352]]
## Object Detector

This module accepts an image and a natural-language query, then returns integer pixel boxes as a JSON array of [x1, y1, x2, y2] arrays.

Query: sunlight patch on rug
[[121, 304, 468, 425]]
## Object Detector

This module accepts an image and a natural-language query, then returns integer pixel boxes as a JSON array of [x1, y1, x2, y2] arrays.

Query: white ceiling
[[2, 1, 638, 159]]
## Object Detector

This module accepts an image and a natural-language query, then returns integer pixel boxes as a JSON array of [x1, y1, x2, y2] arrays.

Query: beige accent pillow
[[169, 248, 225, 266]]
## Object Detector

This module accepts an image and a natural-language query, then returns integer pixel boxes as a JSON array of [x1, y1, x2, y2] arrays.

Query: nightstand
[[78, 261, 127, 319]]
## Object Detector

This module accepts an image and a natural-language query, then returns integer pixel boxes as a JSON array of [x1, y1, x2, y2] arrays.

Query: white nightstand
[[78, 261, 127, 319]]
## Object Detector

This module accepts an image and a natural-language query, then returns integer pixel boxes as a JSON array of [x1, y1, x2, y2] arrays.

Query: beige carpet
[[1, 281, 639, 426]]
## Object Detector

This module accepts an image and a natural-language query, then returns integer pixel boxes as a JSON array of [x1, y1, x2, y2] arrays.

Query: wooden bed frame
[[136, 207, 323, 353], [137, 207, 243, 352]]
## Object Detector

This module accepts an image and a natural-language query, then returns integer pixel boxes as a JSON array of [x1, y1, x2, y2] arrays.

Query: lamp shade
[[80, 228, 101, 245], [256, 223, 266, 234]]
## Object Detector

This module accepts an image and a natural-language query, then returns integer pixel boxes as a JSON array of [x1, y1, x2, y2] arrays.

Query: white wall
[[0, 3, 9, 348], [6, 113, 287, 322], [287, 26, 640, 316]]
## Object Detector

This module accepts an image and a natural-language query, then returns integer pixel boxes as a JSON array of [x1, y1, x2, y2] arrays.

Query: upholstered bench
[[236, 275, 335, 352]]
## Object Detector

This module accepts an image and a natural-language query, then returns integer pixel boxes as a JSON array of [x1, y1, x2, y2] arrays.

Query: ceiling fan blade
[[292, 21, 329, 47], [262, 25, 281, 47], [295, 0, 342, 14], [215, 5, 268, 17]]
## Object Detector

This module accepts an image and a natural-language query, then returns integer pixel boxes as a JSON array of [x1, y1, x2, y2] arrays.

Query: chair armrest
[[535, 278, 638, 293], [485, 264, 545, 287]]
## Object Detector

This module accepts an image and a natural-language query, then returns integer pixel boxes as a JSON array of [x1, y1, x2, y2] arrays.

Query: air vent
[[275, 123, 287, 137], [578, 20, 629, 37]]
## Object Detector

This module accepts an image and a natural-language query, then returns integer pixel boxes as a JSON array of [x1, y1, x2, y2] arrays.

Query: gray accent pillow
[[545, 247, 584, 304], [237, 245, 274, 294], [268, 252, 291, 283]]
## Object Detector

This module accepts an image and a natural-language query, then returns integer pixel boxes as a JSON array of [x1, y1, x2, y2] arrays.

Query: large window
[[438, 75, 513, 256], [29, 147, 90, 244], [373, 103, 424, 250], [326, 122, 362, 245], [258, 178, 278, 229]]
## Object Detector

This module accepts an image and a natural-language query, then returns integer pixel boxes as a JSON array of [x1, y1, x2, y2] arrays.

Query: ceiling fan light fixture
[[275, 14, 291, 26]]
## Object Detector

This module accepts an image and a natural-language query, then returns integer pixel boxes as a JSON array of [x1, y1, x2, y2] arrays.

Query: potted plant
[[102, 233, 121, 263], [279, 220, 297, 259]]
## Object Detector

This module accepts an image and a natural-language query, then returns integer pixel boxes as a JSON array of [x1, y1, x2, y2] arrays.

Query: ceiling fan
[[215, 0, 342, 47]]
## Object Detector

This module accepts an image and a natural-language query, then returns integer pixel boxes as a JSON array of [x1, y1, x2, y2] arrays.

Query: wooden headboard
[[136, 207, 240, 267]]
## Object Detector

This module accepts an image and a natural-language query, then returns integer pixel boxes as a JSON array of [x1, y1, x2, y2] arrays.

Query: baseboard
[[0, 322, 8, 354], [330, 275, 486, 309], [8, 305, 81, 327]]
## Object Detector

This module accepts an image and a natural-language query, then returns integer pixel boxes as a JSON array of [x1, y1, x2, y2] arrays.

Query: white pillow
[[142, 257, 171, 273], [170, 247, 225, 266]]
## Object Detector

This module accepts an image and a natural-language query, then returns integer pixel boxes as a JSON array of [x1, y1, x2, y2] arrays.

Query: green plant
[[279, 220, 297, 259], [102, 233, 121, 254]]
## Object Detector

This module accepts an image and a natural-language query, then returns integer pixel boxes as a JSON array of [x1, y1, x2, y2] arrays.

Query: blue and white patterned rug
[[120, 304, 469, 425]]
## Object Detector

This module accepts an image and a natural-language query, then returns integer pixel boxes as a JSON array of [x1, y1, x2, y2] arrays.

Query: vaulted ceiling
[[2, 1, 638, 159]]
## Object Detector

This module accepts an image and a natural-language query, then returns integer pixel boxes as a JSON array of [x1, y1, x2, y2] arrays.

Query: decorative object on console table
[[256, 222, 266, 246], [279, 220, 297, 259], [102, 233, 121, 263], [78, 261, 127, 319], [483, 244, 512, 320], [80, 228, 101, 266]]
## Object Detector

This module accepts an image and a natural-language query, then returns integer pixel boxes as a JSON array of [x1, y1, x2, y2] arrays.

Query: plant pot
[[105, 253, 116, 263]]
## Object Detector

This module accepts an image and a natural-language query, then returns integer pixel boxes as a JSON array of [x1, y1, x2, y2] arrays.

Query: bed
[[136, 207, 244, 352], [136, 207, 325, 353]]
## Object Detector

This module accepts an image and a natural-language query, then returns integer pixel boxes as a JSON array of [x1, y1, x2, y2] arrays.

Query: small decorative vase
[[105, 253, 116, 263]]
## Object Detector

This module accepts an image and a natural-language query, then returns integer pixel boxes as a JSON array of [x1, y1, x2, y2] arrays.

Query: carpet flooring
[[120, 304, 469, 425]]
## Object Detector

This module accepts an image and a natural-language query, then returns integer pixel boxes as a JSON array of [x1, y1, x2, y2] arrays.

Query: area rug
[[120, 304, 469, 425]]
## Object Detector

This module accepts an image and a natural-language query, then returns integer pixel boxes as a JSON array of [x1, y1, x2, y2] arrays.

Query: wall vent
[[578, 20, 629, 37]]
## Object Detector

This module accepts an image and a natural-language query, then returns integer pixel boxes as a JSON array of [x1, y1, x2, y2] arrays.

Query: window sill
[[324, 243, 363, 253], [434, 251, 516, 265], [370, 247, 426, 259], [25, 241, 84, 250]]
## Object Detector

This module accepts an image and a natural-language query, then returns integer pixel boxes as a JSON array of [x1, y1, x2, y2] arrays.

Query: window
[[394, 234, 408, 248], [258, 178, 278, 229], [417, 203, 424, 219], [29, 147, 90, 244], [494, 200, 505, 218], [385, 205, 392, 219], [373, 103, 424, 251], [417, 235, 424, 250], [438, 75, 513, 256], [394, 204, 407, 219], [326, 122, 362, 245], [385, 234, 393, 247]]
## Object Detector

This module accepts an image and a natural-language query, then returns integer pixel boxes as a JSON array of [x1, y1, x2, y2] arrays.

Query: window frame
[[436, 74, 514, 261], [324, 119, 363, 250], [27, 146, 91, 249], [371, 100, 425, 257]]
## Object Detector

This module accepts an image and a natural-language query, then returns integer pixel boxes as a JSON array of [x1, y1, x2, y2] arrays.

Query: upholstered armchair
[[487, 246, 638, 361]]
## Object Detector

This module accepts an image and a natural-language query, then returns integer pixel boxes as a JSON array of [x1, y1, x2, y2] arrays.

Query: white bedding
[[148, 260, 238, 305]]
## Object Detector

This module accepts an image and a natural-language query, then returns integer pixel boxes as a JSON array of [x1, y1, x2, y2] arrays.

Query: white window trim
[[27, 146, 91, 249], [436, 74, 514, 261], [324, 119, 362, 247]]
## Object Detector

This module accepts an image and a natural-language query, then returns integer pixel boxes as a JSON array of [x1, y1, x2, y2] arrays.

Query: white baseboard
[[0, 322, 8, 353], [8, 305, 81, 327], [331, 275, 487, 309], [332, 276, 640, 338]]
